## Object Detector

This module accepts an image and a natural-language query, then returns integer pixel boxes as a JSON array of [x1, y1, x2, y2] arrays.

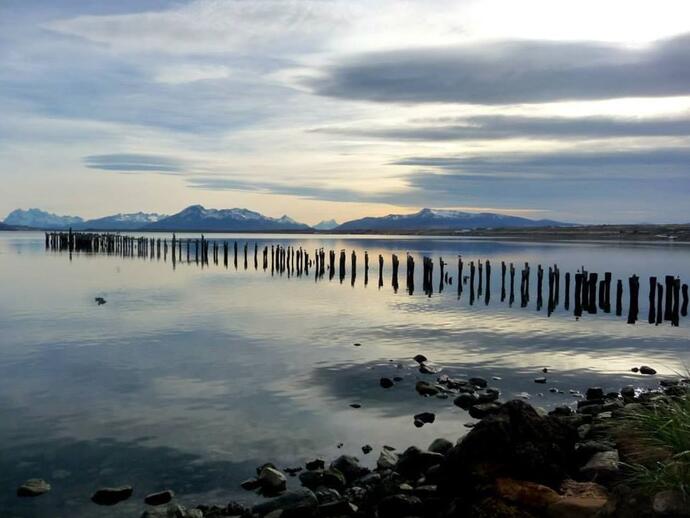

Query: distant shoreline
[[4, 224, 690, 243]]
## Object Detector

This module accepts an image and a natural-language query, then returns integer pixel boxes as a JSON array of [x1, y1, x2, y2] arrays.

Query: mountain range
[[2, 206, 573, 232]]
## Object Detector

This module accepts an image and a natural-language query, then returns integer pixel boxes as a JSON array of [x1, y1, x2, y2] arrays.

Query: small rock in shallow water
[[393, 376, 403, 382], [414, 412, 435, 424], [413, 354, 427, 364], [17, 479, 51, 497], [241, 478, 261, 491], [349, 403, 361, 408], [453, 392, 478, 410], [542, 367, 548, 373], [586, 387, 604, 400], [469, 402, 502, 419], [469, 377, 488, 388], [415, 380, 439, 396], [419, 363, 437, 374], [379, 377, 394, 388], [144, 490, 174, 506], [95, 297, 107, 305], [91, 485, 133, 506], [361, 445, 372, 454], [631, 367, 639, 372], [377, 449, 398, 470], [259, 466, 287, 494], [428, 438, 453, 455], [639, 365, 657, 375], [534, 377, 547, 384], [305, 459, 324, 471], [353, 343, 361, 346]]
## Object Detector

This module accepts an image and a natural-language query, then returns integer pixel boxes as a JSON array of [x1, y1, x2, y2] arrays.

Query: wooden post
[[681, 283, 689, 317], [627, 275, 639, 324], [656, 284, 663, 325], [648, 277, 657, 324], [616, 279, 623, 316], [664, 275, 674, 321]]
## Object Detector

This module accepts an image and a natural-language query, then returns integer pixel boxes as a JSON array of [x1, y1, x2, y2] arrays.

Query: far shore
[[4, 224, 690, 244]]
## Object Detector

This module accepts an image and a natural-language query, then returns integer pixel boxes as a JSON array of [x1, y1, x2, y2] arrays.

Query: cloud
[[311, 33, 690, 104], [83, 153, 185, 172], [312, 114, 690, 141]]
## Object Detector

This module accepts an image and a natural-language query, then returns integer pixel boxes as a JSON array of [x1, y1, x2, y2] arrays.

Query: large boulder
[[441, 400, 578, 493]]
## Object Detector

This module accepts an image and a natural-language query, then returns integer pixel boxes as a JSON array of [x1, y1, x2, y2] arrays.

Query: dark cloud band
[[311, 34, 690, 104]]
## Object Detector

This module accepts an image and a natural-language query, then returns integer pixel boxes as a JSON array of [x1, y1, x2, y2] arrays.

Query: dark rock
[[469, 377, 488, 388], [393, 376, 403, 382], [428, 438, 453, 455], [252, 488, 318, 517], [377, 494, 423, 518], [442, 400, 579, 490], [395, 446, 444, 478], [361, 444, 372, 455], [318, 499, 358, 517], [258, 466, 287, 494], [580, 450, 619, 480], [631, 367, 639, 372], [380, 377, 394, 388], [17, 479, 51, 497], [299, 469, 346, 491], [145, 490, 174, 506], [330, 455, 368, 483], [414, 412, 436, 424], [476, 388, 500, 403], [141, 504, 202, 518], [542, 367, 548, 373], [349, 403, 361, 409], [453, 392, 478, 409], [640, 366, 657, 375], [586, 387, 604, 400], [225, 501, 250, 515], [534, 377, 547, 384], [377, 449, 399, 470], [284, 467, 302, 477], [241, 478, 261, 491], [305, 459, 325, 471], [574, 441, 616, 464], [413, 354, 428, 364], [416, 380, 439, 396], [95, 297, 107, 305], [314, 488, 340, 505], [419, 363, 437, 374], [665, 385, 688, 397], [91, 485, 133, 506], [659, 379, 679, 387], [469, 402, 502, 419], [549, 405, 572, 417]]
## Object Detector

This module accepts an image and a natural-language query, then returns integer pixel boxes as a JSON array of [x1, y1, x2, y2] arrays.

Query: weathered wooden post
[[656, 284, 664, 325], [500, 261, 506, 302], [378, 254, 384, 289], [616, 279, 623, 316], [536, 265, 544, 311], [588, 273, 598, 314], [672, 278, 681, 326], [664, 275, 674, 321], [407, 254, 415, 295], [547, 266, 554, 316], [351, 250, 357, 286], [604, 272, 611, 313], [457, 255, 464, 298], [509, 263, 515, 307], [392, 254, 399, 292], [574, 273, 583, 317], [484, 260, 491, 305], [364, 251, 369, 286], [564, 272, 571, 311], [681, 283, 689, 317], [628, 275, 640, 324], [648, 277, 657, 324]]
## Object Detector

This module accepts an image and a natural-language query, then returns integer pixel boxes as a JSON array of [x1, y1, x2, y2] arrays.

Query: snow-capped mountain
[[336, 208, 572, 232], [313, 219, 339, 230], [143, 205, 310, 231], [81, 212, 166, 230], [3, 208, 84, 229]]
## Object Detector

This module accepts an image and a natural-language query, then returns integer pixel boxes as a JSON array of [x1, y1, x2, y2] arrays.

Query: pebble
[[379, 377, 394, 388], [362, 445, 372, 455], [17, 479, 51, 497]]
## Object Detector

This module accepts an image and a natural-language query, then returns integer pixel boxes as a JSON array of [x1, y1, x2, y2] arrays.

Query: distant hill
[[336, 208, 572, 232], [4, 208, 83, 229], [81, 212, 166, 230], [313, 219, 339, 230], [143, 205, 310, 231]]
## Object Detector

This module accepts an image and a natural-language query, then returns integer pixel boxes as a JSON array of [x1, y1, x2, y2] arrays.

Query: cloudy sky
[[2, 0, 690, 224]]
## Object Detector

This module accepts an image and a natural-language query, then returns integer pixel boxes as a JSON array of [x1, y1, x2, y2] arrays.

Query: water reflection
[[1, 232, 689, 516]]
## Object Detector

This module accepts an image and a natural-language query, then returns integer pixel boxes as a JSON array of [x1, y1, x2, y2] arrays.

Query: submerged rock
[[91, 485, 133, 506], [17, 479, 51, 497], [379, 377, 394, 388], [252, 488, 318, 517], [413, 354, 427, 364], [144, 489, 174, 506], [640, 366, 657, 375], [415, 380, 439, 396]]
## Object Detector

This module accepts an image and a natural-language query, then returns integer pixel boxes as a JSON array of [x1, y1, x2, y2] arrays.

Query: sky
[[1, 0, 690, 225]]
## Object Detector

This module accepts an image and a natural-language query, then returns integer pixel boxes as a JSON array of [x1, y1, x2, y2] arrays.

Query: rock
[[665, 385, 688, 397], [95, 297, 107, 305], [330, 455, 368, 483], [299, 469, 346, 491], [305, 459, 325, 471], [225, 501, 250, 515], [141, 504, 202, 518], [416, 380, 439, 396], [549, 405, 572, 417], [377, 449, 399, 470], [259, 466, 287, 494], [443, 400, 579, 489], [284, 467, 302, 477], [252, 488, 318, 517], [419, 363, 437, 374], [318, 499, 358, 517], [413, 354, 427, 363], [17, 479, 51, 497], [640, 365, 657, 375], [659, 379, 678, 387], [453, 392, 478, 409], [361, 444, 372, 454], [542, 367, 549, 373], [580, 450, 619, 479], [631, 367, 640, 372], [380, 377, 394, 388], [652, 490, 690, 516], [546, 480, 609, 518], [585, 387, 604, 400], [314, 488, 340, 505], [574, 441, 616, 463], [377, 494, 423, 518], [469, 402, 502, 419], [349, 403, 361, 409], [395, 446, 444, 478], [476, 388, 500, 403], [534, 377, 547, 384], [428, 438, 453, 455], [495, 477, 561, 510], [414, 412, 435, 425], [145, 490, 174, 506], [393, 376, 403, 382], [241, 478, 261, 491], [469, 377, 488, 388], [91, 485, 133, 506], [353, 343, 361, 346]]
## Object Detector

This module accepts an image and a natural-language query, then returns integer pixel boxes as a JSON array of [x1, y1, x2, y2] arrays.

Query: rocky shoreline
[[16, 368, 689, 517]]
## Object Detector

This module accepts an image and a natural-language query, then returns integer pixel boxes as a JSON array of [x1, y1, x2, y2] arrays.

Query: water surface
[[1, 232, 689, 517]]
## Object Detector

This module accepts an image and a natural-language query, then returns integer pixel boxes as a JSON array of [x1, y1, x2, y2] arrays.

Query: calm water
[[1, 232, 689, 517]]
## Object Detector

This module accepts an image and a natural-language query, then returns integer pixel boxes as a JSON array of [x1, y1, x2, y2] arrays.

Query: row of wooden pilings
[[45, 231, 689, 326]]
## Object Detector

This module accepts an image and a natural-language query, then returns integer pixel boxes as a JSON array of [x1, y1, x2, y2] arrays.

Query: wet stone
[[17, 479, 51, 497]]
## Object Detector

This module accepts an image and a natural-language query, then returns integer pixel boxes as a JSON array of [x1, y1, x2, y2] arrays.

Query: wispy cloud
[[83, 153, 185, 173]]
